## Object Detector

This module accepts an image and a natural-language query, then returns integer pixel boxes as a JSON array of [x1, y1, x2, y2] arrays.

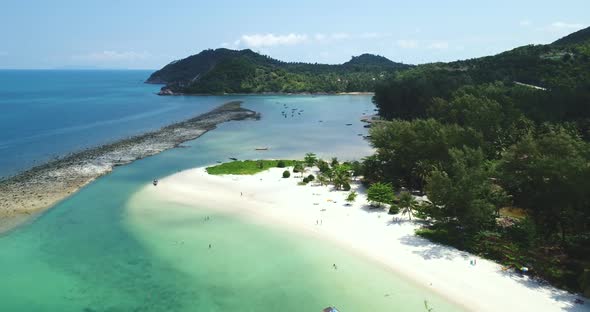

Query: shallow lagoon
[[0, 95, 464, 311]]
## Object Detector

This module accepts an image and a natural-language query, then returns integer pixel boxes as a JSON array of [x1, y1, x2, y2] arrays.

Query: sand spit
[[146, 166, 589, 312]]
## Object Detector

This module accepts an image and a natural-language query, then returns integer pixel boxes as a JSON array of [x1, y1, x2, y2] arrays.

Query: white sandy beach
[[146, 166, 589, 312]]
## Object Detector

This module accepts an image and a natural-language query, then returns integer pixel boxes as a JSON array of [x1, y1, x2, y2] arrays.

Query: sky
[[0, 0, 588, 69]]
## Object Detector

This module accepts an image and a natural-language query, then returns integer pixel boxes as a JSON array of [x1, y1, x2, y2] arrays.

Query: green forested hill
[[552, 26, 590, 45], [146, 49, 411, 94], [374, 26, 590, 123], [367, 26, 590, 295]]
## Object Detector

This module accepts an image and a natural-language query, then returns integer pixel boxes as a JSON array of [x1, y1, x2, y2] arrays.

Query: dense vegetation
[[364, 26, 590, 295], [147, 49, 411, 94], [206, 160, 298, 175]]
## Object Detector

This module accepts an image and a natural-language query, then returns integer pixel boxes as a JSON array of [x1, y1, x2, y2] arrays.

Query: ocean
[[0, 70, 463, 311]]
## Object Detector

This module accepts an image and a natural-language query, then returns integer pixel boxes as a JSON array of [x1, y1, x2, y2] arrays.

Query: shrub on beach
[[307, 174, 315, 181], [302, 177, 310, 184], [282, 170, 290, 178], [367, 182, 395, 207], [342, 182, 351, 191], [389, 205, 400, 215], [293, 162, 304, 173], [277, 160, 286, 168]]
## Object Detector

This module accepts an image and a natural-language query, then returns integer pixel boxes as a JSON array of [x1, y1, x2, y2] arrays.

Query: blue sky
[[0, 0, 588, 69]]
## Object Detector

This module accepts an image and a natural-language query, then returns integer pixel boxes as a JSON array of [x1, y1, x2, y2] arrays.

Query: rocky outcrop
[[0, 101, 258, 234]]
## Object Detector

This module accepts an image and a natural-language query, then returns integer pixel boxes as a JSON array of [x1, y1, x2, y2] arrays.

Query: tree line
[[361, 38, 590, 295]]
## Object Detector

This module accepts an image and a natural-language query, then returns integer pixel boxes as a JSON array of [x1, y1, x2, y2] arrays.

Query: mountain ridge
[[146, 49, 411, 94]]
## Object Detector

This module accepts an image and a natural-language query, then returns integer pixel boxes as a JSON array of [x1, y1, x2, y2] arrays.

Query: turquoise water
[[0, 73, 464, 311]]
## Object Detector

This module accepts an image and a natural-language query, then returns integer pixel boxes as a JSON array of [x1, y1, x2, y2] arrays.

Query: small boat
[[345, 123, 353, 126], [363, 124, 371, 128], [229, 157, 238, 161], [255, 147, 269, 151], [152, 179, 158, 186], [323, 306, 340, 312]]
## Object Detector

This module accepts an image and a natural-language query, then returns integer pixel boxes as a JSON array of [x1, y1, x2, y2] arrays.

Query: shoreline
[[0, 101, 259, 234], [140, 165, 589, 312], [155, 89, 374, 96]]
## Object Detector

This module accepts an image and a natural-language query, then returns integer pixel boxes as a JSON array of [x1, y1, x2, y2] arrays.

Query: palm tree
[[304, 152, 318, 168], [398, 191, 418, 220], [317, 174, 329, 186], [332, 165, 351, 190], [345, 191, 357, 206]]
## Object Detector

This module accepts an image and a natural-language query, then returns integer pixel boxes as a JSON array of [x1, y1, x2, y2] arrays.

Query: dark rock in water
[[158, 87, 176, 96]]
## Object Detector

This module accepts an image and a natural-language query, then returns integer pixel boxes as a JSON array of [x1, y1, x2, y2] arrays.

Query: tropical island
[[142, 26, 590, 301], [146, 49, 411, 94], [136, 153, 584, 312]]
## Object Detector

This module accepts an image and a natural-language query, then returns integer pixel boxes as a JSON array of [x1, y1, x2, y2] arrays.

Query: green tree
[[317, 160, 331, 173], [332, 164, 352, 190], [304, 152, 318, 167], [426, 147, 508, 231], [282, 170, 291, 178], [317, 174, 329, 186], [345, 191, 357, 206], [331, 157, 339, 167], [398, 191, 418, 220], [499, 129, 590, 243], [369, 118, 483, 188], [367, 182, 395, 207]]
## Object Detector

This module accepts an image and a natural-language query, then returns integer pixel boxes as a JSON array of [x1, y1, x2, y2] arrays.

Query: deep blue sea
[[0, 70, 229, 178]]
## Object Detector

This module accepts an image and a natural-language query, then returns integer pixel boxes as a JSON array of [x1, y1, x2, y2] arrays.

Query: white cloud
[[396, 40, 419, 49], [313, 32, 353, 43], [226, 32, 389, 50], [240, 33, 308, 48], [331, 32, 350, 40], [360, 32, 391, 39], [314, 33, 327, 41], [428, 41, 449, 50], [550, 21, 584, 29], [74, 50, 151, 62], [519, 20, 532, 27]]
